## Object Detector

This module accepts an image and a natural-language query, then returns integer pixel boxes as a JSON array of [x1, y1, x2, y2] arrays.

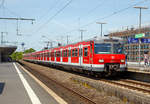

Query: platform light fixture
[[133, 6, 148, 66], [96, 22, 107, 37]]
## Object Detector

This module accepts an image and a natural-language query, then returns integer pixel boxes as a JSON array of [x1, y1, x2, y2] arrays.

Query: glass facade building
[[109, 27, 150, 62]]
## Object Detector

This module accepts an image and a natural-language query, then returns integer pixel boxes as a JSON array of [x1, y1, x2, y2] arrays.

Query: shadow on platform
[[0, 82, 5, 94]]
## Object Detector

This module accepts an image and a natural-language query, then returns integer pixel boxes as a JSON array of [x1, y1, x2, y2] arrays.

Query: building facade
[[109, 26, 150, 62]]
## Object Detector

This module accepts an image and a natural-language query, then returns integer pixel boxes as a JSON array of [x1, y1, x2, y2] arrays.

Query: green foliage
[[10, 48, 36, 61], [10, 52, 23, 61], [23, 48, 36, 54]]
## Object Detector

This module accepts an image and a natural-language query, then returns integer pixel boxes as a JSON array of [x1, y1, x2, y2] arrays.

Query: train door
[[68, 47, 71, 64], [49, 50, 51, 62], [83, 46, 90, 65], [54, 50, 56, 62], [60, 48, 62, 63], [79, 45, 83, 66], [89, 41, 94, 66]]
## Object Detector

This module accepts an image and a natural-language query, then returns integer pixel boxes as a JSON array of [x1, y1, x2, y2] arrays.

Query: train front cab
[[90, 39, 127, 76]]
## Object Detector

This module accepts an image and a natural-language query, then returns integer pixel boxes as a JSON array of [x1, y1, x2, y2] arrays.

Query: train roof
[[24, 36, 123, 55], [53, 36, 123, 48]]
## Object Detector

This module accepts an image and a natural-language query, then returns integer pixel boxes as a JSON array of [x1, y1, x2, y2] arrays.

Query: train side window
[[50, 52, 52, 57], [79, 48, 83, 56], [54, 52, 56, 57], [69, 50, 71, 57], [71, 49, 73, 57], [84, 48, 88, 57], [56, 51, 58, 57], [61, 50, 62, 57], [66, 50, 68, 57], [58, 51, 60, 57], [73, 49, 75, 57], [63, 50, 64, 57], [44, 53, 46, 57], [49, 52, 50, 57], [56, 51, 59, 57], [75, 49, 78, 57], [63, 50, 67, 57], [72, 49, 74, 57], [51, 52, 54, 57]]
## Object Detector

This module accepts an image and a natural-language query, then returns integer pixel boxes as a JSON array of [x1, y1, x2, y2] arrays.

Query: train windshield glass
[[113, 43, 123, 54], [94, 43, 111, 54]]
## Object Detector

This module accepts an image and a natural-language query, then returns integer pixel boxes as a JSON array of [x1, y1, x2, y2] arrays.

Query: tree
[[23, 48, 36, 54], [10, 48, 36, 61], [10, 52, 23, 61]]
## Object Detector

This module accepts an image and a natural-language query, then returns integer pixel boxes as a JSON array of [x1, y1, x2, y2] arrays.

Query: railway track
[[20, 63, 97, 104], [19, 61, 150, 104], [101, 79, 150, 94]]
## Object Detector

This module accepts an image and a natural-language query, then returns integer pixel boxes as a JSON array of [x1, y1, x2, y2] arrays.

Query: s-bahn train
[[23, 37, 127, 77]]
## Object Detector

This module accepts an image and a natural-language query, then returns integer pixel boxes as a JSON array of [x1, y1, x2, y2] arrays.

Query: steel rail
[[20, 63, 96, 104], [101, 79, 150, 94]]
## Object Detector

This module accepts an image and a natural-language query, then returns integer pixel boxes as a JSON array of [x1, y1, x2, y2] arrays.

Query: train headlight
[[121, 59, 125, 62], [99, 59, 104, 63]]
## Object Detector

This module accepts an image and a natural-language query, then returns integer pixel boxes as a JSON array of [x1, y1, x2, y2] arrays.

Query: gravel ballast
[[19, 61, 127, 104]]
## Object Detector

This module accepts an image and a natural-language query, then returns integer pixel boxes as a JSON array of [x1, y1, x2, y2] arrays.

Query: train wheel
[[94, 74, 99, 78]]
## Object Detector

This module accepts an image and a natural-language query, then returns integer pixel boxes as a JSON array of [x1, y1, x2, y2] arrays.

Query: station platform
[[127, 62, 150, 74], [0, 62, 66, 104]]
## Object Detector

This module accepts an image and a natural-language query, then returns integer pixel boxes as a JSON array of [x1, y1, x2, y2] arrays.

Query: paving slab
[[0, 62, 61, 104]]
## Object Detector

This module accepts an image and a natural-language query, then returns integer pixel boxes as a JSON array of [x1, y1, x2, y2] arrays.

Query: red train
[[23, 37, 127, 77]]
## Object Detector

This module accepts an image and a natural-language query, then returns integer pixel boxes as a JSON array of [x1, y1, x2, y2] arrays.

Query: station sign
[[135, 33, 145, 38], [141, 38, 150, 43], [128, 38, 139, 44]]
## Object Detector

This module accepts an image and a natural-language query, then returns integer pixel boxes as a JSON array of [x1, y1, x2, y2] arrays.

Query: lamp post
[[79, 29, 86, 41], [96, 22, 106, 37], [134, 6, 148, 66], [42, 35, 55, 48]]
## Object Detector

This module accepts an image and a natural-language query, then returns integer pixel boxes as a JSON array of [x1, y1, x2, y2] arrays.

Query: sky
[[0, 0, 150, 51]]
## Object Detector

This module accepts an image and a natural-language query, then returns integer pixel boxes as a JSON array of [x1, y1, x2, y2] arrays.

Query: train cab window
[[94, 43, 111, 54], [84, 48, 88, 57]]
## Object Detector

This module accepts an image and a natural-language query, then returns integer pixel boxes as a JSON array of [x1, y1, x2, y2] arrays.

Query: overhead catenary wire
[[33, 0, 73, 33], [61, 0, 149, 36], [78, 0, 107, 20], [37, 0, 60, 22]]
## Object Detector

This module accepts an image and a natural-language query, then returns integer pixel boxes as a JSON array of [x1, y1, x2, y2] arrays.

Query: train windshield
[[113, 43, 123, 54], [94, 43, 111, 54]]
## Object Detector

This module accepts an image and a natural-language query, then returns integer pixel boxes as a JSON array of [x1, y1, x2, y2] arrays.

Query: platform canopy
[[0, 45, 17, 62]]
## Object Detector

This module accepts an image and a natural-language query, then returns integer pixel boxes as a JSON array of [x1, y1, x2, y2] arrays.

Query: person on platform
[[144, 51, 149, 67], [148, 51, 150, 67]]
